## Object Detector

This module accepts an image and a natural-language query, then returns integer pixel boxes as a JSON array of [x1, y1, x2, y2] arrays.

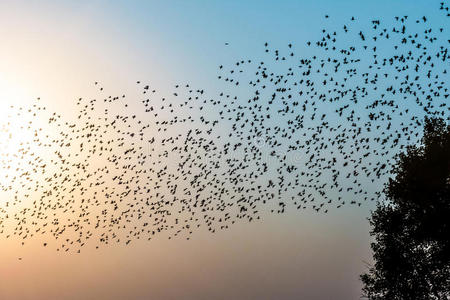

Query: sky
[[0, 0, 447, 299]]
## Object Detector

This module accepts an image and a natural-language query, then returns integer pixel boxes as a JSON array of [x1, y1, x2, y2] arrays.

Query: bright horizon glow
[[0, 75, 37, 188], [0, 74, 36, 117], [0, 1, 447, 299]]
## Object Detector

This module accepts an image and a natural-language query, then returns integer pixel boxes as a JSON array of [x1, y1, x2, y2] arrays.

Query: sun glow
[[0, 74, 42, 190], [0, 73, 37, 120]]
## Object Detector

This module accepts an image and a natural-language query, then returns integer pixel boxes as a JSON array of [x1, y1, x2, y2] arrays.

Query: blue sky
[[0, 0, 447, 299]]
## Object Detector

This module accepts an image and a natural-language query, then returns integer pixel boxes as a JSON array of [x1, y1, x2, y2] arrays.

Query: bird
[[0, 1, 447, 253]]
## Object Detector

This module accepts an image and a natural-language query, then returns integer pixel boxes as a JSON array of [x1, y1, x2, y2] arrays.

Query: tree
[[361, 117, 450, 300]]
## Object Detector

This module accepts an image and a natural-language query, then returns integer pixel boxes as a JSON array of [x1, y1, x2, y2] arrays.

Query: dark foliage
[[361, 117, 450, 300]]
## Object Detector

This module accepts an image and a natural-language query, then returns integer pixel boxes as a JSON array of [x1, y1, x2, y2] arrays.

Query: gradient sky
[[0, 1, 447, 299]]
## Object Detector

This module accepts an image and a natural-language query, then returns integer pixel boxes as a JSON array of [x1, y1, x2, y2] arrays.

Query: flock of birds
[[0, 2, 448, 253]]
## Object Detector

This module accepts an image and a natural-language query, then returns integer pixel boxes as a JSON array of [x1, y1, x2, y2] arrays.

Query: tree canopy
[[361, 117, 450, 300]]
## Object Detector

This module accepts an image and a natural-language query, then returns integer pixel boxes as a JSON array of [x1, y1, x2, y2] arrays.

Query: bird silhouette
[[0, 2, 448, 253]]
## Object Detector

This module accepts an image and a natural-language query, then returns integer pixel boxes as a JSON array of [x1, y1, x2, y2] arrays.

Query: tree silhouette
[[361, 117, 450, 300]]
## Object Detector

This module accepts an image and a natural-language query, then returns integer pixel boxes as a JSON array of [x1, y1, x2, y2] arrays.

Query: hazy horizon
[[0, 1, 447, 299]]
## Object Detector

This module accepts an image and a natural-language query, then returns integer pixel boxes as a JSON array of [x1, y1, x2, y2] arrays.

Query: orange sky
[[3, 0, 441, 299]]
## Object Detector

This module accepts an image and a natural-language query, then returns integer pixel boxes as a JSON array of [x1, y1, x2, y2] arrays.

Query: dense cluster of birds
[[0, 3, 448, 252]]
